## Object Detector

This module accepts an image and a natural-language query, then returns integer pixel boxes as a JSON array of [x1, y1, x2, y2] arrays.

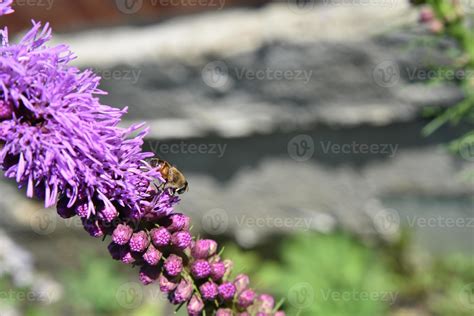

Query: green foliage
[[61, 252, 134, 315], [224, 233, 399, 316]]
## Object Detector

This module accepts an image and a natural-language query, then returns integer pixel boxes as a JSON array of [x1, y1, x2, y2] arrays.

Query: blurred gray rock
[[2, 3, 473, 255]]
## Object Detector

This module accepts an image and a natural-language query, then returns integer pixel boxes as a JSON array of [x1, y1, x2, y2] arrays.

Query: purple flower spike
[[166, 213, 189, 232], [139, 265, 160, 285], [164, 254, 183, 277], [192, 239, 218, 259], [199, 281, 218, 301], [150, 227, 171, 247], [238, 289, 256, 309], [171, 231, 192, 249], [216, 309, 233, 316], [159, 273, 178, 293], [143, 244, 162, 266], [129, 231, 149, 252], [191, 259, 211, 279], [211, 261, 226, 281], [170, 278, 193, 304], [218, 282, 236, 301], [187, 294, 204, 316], [112, 224, 133, 245]]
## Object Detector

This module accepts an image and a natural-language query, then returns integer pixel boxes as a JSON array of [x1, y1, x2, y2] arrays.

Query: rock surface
[[1, 3, 472, 255]]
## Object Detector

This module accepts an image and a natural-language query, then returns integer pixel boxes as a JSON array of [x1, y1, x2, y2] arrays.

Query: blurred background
[[0, 0, 473, 315]]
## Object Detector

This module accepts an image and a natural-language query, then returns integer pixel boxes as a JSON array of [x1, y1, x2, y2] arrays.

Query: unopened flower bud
[[170, 278, 193, 304], [234, 274, 250, 295], [216, 309, 233, 316], [238, 289, 256, 309], [166, 213, 189, 232], [129, 231, 149, 252], [171, 231, 192, 249], [218, 282, 236, 301], [139, 265, 160, 285], [211, 261, 226, 281], [199, 281, 218, 301], [187, 294, 204, 316], [164, 254, 183, 277], [159, 273, 178, 293], [191, 259, 211, 279], [150, 227, 171, 247], [143, 244, 162, 266], [112, 224, 133, 245], [191, 239, 218, 259]]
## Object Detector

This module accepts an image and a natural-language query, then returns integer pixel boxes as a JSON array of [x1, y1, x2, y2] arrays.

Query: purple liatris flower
[[0, 21, 173, 216], [143, 244, 161, 266], [211, 261, 226, 281], [159, 273, 178, 293], [200, 281, 218, 301], [257, 294, 275, 313], [112, 224, 133, 245], [129, 231, 149, 252], [164, 254, 183, 277], [216, 309, 233, 316], [0, 0, 13, 16], [170, 278, 193, 304], [166, 213, 189, 232], [191, 259, 211, 279], [150, 227, 171, 247], [139, 265, 160, 285], [192, 239, 218, 259], [171, 231, 192, 249], [234, 274, 250, 295], [218, 282, 236, 301], [238, 289, 256, 308], [187, 294, 204, 316]]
